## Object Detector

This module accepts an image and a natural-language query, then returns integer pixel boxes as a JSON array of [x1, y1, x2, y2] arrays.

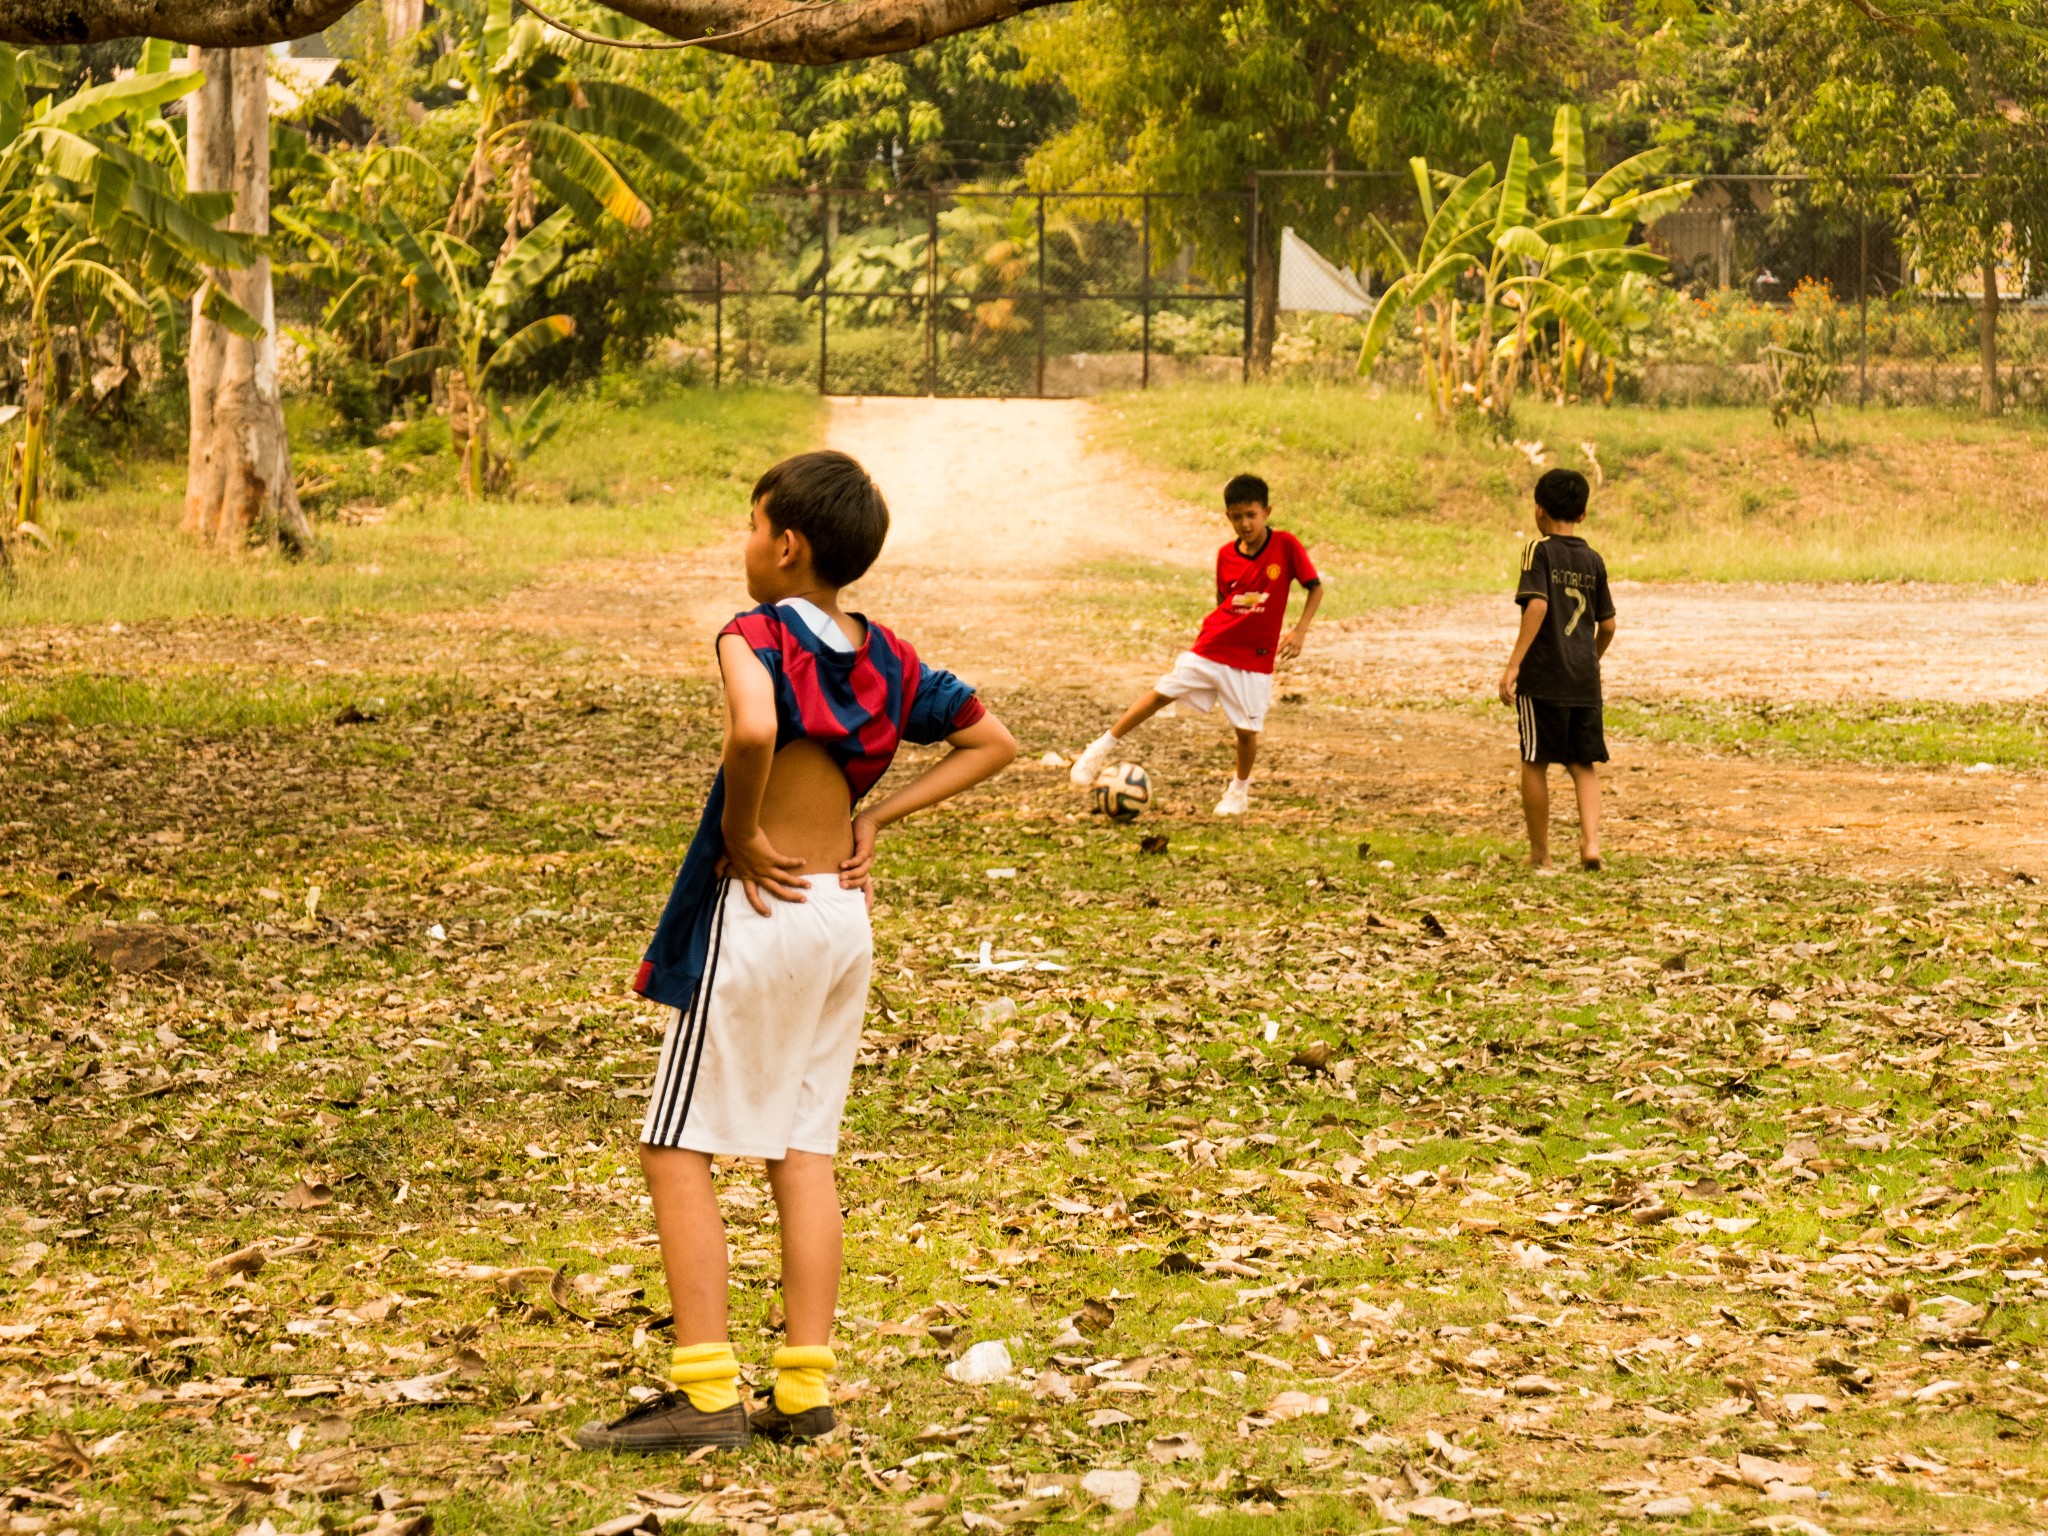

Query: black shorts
[[1516, 696, 1607, 766]]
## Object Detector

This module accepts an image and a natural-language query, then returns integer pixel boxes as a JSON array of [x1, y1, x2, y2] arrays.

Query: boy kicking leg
[[1069, 474, 1321, 816]]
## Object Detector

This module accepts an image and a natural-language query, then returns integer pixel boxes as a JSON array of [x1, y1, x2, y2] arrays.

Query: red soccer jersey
[[1190, 529, 1320, 674]]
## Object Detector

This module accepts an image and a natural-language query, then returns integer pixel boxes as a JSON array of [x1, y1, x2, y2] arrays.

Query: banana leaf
[[379, 205, 458, 315], [41, 70, 203, 135], [1532, 214, 1631, 250], [1604, 180, 1696, 224], [387, 344, 459, 379], [1495, 224, 1549, 263], [484, 0, 515, 70], [1419, 163, 1495, 268], [323, 273, 377, 329], [527, 119, 649, 228], [137, 38, 176, 75], [18, 124, 104, 183], [199, 278, 266, 340], [480, 313, 575, 385], [532, 155, 606, 233], [0, 45, 25, 147], [481, 206, 573, 316], [109, 163, 253, 270], [297, 207, 383, 247], [1549, 106, 1585, 218], [1580, 146, 1672, 213], [1494, 134, 1531, 239], [561, 79, 699, 181], [363, 144, 450, 191], [1356, 280, 1414, 373], [63, 257, 146, 320], [1407, 156, 1434, 225], [1366, 214, 1415, 278], [1547, 247, 1668, 282], [1525, 277, 1621, 357]]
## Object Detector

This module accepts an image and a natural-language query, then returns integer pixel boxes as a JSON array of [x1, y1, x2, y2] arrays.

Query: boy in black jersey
[[1497, 469, 1616, 870]]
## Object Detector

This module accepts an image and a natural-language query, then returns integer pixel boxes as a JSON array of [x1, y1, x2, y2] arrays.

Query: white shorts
[[640, 878, 872, 1160], [1154, 650, 1273, 732]]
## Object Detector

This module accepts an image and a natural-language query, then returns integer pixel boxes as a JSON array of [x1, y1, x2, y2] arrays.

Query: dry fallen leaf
[[207, 1243, 267, 1279]]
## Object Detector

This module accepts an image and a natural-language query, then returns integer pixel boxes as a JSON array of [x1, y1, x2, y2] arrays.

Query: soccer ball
[[1093, 762, 1151, 820]]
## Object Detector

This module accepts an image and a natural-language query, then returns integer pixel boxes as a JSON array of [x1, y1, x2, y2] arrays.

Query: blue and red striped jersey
[[634, 604, 986, 1011]]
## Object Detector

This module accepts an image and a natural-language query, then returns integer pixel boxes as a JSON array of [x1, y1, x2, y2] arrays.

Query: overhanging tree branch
[[0, 0, 1063, 55]]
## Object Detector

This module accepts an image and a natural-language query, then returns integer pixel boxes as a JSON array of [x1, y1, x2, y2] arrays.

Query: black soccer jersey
[[1514, 534, 1615, 704]]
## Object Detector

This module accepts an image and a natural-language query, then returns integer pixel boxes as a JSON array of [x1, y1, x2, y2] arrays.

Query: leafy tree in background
[[774, 31, 1072, 187], [1746, 0, 2048, 414], [1022, 0, 1599, 367]]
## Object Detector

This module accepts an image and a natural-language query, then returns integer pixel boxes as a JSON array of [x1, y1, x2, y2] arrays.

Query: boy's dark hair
[[752, 450, 890, 587], [1223, 472, 1269, 507], [1534, 467, 1590, 522]]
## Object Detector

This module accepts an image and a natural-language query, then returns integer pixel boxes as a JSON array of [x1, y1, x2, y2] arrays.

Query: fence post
[[818, 186, 830, 396], [1141, 192, 1152, 389], [1857, 211, 1869, 409], [926, 187, 938, 397], [1036, 192, 1047, 398], [712, 256, 722, 390], [1243, 175, 1258, 383]]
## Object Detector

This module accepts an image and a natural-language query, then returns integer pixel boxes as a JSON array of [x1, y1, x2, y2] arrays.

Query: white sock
[[1098, 730, 1121, 747]]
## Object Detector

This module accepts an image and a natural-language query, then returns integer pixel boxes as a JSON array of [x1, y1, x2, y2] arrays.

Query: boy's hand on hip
[[839, 813, 879, 892], [1498, 669, 1518, 706], [719, 828, 809, 915]]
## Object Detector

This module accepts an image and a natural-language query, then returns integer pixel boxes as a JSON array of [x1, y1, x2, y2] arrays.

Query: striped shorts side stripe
[[1517, 695, 1536, 763], [640, 879, 731, 1147]]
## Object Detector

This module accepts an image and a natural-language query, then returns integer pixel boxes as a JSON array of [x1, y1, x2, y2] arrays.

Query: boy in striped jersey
[[578, 452, 1015, 1453], [1498, 468, 1617, 871]]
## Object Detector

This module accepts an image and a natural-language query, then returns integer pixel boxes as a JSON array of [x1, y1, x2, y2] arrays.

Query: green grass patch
[[1097, 383, 2048, 609], [0, 386, 818, 626], [1610, 696, 2048, 770], [0, 667, 475, 732]]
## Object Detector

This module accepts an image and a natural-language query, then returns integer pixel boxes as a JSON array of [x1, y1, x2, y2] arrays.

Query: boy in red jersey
[[577, 452, 1016, 1454], [1068, 473, 1322, 815]]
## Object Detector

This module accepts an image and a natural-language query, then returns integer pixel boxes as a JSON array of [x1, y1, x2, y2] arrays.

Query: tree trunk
[[1979, 256, 2001, 418], [184, 46, 316, 555], [382, 0, 424, 39]]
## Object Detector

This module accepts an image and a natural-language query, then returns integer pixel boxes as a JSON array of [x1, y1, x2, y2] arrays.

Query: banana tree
[[0, 48, 260, 535], [433, 0, 705, 250], [1361, 112, 1694, 427], [383, 206, 576, 496], [1523, 107, 1697, 402]]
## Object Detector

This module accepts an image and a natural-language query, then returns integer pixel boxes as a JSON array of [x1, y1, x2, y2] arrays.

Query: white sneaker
[[1069, 733, 1117, 787], [1214, 778, 1249, 816]]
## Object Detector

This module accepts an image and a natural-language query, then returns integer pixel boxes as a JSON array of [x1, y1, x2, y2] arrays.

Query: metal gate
[[674, 189, 1252, 397]]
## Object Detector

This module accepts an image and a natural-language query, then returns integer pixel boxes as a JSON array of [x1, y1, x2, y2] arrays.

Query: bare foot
[[1582, 854, 1604, 872]]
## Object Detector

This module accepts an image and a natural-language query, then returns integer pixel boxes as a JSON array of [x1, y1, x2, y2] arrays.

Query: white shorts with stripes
[[640, 878, 873, 1160]]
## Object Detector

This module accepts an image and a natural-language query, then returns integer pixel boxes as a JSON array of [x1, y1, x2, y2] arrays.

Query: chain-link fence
[[662, 176, 2046, 406], [1251, 169, 2048, 409], [666, 189, 1251, 398]]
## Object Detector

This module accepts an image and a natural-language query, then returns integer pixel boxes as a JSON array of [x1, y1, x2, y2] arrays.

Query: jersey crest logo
[[1266, 562, 1282, 580]]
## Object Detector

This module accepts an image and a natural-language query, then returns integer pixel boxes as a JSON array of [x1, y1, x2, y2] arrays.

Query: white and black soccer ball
[[1093, 762, 1151, 820]]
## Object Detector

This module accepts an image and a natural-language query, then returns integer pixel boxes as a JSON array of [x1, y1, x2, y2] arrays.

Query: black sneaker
[[748, 1387, 835, 1443], [574, 1391, 750, 1452]]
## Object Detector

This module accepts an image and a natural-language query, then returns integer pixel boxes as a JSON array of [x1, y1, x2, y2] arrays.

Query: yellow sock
[[771, 1344, 835, 1414], [670, 1341, 740, 1413]]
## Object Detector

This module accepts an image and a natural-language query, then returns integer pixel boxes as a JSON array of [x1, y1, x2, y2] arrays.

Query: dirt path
[[1312, 581, 2048, 703], [823, 398, 2048, 879], [440, 395, 2047, 876]]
